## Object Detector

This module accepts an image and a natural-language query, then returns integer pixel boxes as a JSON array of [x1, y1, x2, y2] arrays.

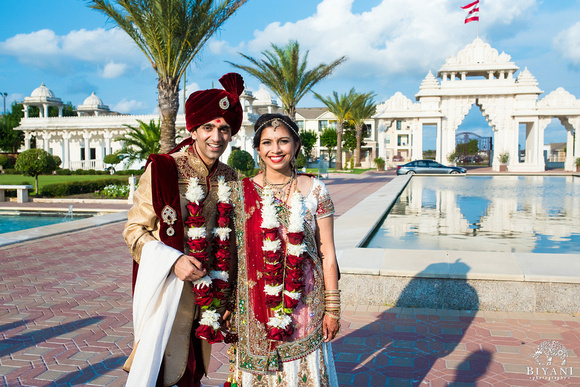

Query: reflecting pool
[[0, 214, 90, 234], [366, 176, 580, 253]]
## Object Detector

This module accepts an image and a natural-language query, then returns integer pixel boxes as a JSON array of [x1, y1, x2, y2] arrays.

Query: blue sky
[[1, 0, 580, 146]]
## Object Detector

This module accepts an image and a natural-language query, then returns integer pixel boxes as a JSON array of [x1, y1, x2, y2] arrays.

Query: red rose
[[285, 280, 303, 292], [215, 249, 230, 261], [215, 260, 230, 271], [194, 293, 214, 306], [264, 261, 283, 272], [264, 251, 282, 263], [287, 232, 304, 245], [185, 216, 206, 227], [196, 325, 224, 344], [216, 239, 229, 248], [217, 203, 234, 217], [286, 254, 305, 268], [285, 268, 303, 281], [266, 327, 286, 341], [188, 238, 209, 252], [192, 284, 211, 296], [284, 293, 300, 309], [265, 294, 282, 308], [191, 251, 209, 263], [262, 228, 278, 241], [284, 323, 294, 337], [187, 203, 203, 217], [213, 279, 229, 290], [217, 215, 230, 228]]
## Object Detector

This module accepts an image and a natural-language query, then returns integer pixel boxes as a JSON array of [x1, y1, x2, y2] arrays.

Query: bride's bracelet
[[325, 289, 341, 316]]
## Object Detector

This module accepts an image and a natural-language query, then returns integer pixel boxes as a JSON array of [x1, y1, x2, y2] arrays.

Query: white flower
[[266, 312, 292, 329], [262, 239, 281, 252], [200, 309, 221, 330], [217, 176, 231, 204], [261, 187, 280, 229], [213, 227, 232, 241], [288, 192, 305, 233], [185, 177, 205, 204], [188, 227, 206, 240], [264, 283, 283, 296], [209, 270, 229, 282], [287, 243, 306, 257], [192, 275, 212, 289], [284, 290, 301, 300]]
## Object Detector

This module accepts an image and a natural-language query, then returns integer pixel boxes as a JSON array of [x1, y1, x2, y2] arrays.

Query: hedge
[[40, 178, 128, 197]]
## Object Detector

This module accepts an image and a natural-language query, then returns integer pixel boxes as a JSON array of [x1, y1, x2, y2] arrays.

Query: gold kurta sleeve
[[122, 167, 161, 263]]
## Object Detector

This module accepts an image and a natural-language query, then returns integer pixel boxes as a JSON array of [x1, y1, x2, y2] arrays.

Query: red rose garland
[[185, 176, 233, 344], [260, 187, 307, 341]]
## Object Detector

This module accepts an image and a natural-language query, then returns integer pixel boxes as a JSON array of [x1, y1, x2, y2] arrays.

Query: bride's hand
[[323, 314, 340, 342]]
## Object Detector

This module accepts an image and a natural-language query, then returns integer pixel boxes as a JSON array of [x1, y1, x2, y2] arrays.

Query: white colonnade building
[[16, 39, 579, 172]]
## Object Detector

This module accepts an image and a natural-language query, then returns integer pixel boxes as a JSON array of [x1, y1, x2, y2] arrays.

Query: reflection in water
[[367, 176, 580, 253]]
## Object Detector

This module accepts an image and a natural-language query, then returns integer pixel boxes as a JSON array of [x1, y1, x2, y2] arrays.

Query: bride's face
[[257, 125, 298, 174]]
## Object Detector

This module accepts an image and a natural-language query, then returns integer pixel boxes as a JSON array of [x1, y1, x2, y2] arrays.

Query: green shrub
[[296, 152, 307, 169], [374, 157, 385, 171], [40, 178, 126, 197], [2, 168, 18, 174], [100, 184, 133, 198], [55, 169, 72, 175], [0, 155, 10, 168], [116, 169, 144, 175], [227, 150, 255, 175]]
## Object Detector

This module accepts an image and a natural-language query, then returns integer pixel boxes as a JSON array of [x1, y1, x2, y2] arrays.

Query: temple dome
[[83, 92, 104, 107], [30, 83, 57, 98]]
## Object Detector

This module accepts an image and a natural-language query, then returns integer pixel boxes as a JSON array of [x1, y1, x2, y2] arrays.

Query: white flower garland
[[185, 177, 205, 204], [260, 186, 280, 229], [267, 312, 292, 329], [287, 192, 305, 233]]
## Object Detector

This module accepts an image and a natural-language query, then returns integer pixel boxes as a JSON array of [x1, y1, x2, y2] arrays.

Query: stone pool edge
[[0, 211, 128, 247], [335, 174, 580, 313]]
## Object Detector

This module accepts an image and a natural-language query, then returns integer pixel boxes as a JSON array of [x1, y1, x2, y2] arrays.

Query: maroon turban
[[185, 73, 245, 135]]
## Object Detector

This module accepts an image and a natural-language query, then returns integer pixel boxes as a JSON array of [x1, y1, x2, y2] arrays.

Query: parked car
[[396, 160, 467, 175]]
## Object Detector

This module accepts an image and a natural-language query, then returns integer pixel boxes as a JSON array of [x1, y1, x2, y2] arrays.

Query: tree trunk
[[355, 124, 362, 167], [287, 106, 296, 121], [335, 122, 343, 171], [35, 175, 39, 195], [158, 77, 180, 154]]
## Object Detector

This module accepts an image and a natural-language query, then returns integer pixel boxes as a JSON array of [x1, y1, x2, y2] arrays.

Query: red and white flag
[[461, 0, 479, 24]]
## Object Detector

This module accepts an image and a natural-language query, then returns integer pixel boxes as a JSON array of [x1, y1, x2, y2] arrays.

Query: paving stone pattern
[[1, 172, 579, 386]]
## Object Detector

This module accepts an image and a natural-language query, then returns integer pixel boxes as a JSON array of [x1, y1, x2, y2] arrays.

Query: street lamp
[[0, 92, 7, 115]]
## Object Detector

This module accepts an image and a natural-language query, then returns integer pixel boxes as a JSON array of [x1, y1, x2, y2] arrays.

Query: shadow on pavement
[[335, 259, 491, 386], [54, 354, 128, 386], [0, 316, 105, 357]]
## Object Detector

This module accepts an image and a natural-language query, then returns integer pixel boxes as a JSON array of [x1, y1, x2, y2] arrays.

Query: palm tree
[[350, 92, 376, 167], [313, 88, 359, 171], [117, 119, 161, 166], [229, 40, 346, 120], [89, 0, 248, 153]]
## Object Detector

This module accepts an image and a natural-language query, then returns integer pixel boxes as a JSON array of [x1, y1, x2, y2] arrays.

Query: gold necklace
[[264, 169, 296, 202]]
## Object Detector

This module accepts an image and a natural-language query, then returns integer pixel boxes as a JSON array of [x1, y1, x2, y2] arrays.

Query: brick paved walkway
[[1, 172, 579, 386]]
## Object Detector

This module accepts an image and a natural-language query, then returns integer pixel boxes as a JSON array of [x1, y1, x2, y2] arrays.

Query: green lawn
[[0, 174, 130, 191], [305, 168, 373, 175]]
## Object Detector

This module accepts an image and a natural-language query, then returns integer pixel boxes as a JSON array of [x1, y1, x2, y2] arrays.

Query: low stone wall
[[339, 273, 580, 314]]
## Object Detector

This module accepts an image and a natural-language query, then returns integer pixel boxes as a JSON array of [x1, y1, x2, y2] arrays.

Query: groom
[[122, 73, 244, 386]]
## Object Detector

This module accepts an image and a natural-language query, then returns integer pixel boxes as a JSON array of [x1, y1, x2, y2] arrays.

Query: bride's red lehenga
[[230, 177, 338, 386]]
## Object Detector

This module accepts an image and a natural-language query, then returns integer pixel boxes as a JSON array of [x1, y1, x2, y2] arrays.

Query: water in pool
[[0, 215, 84, 234], [366, 175, 580, 253]]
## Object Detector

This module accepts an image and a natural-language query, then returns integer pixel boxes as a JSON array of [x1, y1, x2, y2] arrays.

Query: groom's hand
[[173, 255, 206, 282]]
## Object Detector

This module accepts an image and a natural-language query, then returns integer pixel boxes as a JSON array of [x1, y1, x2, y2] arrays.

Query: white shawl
[[126, 240, 184, 387]]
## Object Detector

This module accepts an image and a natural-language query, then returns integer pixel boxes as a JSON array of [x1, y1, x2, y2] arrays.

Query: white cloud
[[0, 27, 143, 69], [101, 61, 128, 78], [113, 98, 145, 113], [554, 21, 580, 65], [242, 0, 539, 78]]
